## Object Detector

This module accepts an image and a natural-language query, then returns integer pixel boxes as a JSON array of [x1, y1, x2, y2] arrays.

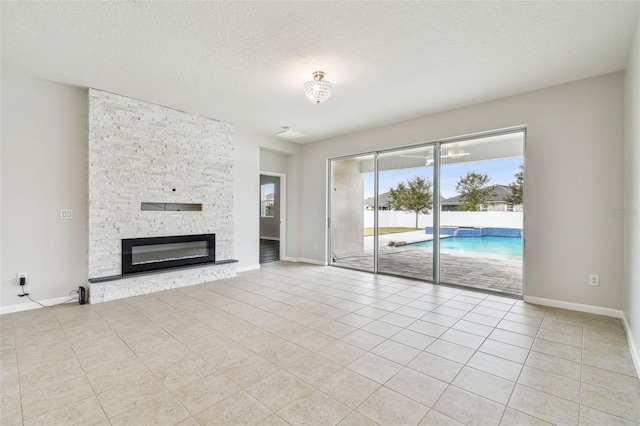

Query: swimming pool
[[411, 236, 522, 257]]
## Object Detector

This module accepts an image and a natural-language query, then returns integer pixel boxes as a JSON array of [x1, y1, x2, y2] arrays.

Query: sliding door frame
[[327, 126, 526, 296], [433, 142, 441, 283], [327, 151, 378, 271]]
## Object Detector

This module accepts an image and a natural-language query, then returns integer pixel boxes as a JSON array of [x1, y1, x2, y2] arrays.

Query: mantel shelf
[[88, 259, 238, 283]]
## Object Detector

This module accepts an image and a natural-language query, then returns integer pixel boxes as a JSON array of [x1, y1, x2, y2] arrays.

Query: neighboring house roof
[[364, 192, 445, 207], [364, 191, 391, 207], [441, 184, 514, 205], [365, 185, 516, 207]]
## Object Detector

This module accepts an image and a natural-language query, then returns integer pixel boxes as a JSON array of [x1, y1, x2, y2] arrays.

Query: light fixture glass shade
[[304, 71, 332, 104]]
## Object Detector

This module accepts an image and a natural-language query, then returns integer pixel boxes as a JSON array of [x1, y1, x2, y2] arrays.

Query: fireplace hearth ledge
[[88, 259, 238, 283]]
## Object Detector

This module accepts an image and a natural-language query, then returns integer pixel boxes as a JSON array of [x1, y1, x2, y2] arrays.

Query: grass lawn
[[363, 227, 421, 237]]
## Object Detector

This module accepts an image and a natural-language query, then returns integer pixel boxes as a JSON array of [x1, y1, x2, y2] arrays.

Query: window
[[261, 183, 275, 217], [329, 129, 525, 296]]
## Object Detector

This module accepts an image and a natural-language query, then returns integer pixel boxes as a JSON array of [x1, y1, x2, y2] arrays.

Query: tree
[[455, 172, 496, 211], [387, 176, 433, 228], [504, 166, 524, 206]]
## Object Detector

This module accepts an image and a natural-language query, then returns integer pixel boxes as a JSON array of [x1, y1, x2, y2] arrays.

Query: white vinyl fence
[[364, 210, 523, 229]]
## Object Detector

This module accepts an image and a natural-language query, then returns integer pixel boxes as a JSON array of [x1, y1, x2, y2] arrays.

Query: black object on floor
[[260, 239, 280, 263]]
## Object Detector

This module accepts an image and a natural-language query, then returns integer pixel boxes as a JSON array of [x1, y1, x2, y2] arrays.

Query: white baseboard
[[520, 295, 639, 378], [237, 264, 261, 273], [295, 257, 327, 266], [279, 256, 327, 266], [0, 296, 79, 315], [523, 295, 623, 318], [621, 312, 640, 378], [259, 237, 280, 241]]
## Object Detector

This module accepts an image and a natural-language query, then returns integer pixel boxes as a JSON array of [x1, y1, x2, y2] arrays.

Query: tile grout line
[[118, 295, 210, 423], [6, 263, 639, 425], [55, 309, 112, 424]]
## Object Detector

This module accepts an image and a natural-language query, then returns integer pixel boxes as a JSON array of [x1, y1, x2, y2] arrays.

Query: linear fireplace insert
[[122, 234, 215, 274]]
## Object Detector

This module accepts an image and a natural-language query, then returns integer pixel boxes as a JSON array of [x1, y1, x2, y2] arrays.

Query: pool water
[[411, 236, 522, 257]]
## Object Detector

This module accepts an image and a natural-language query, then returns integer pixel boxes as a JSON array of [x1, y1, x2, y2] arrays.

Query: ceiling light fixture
[[304, 71, 333, 104], [447, 148, 468, 159], [400, 147, 470, 166]]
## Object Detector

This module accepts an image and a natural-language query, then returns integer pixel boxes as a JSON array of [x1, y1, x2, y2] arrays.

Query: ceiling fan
[[400, 148, 470, 166]]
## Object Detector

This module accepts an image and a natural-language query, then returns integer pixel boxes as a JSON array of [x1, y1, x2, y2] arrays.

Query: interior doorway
[[259, 173, 286, 263]]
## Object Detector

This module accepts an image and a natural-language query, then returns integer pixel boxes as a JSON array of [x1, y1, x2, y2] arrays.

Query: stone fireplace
[[87, 89, 236, 303]]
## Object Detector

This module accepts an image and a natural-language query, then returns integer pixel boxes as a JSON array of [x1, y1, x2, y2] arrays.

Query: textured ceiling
[[2, 1, 639, 143]]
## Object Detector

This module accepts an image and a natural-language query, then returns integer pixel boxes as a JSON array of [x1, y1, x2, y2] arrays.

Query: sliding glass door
[[329, 154, 375, 272], [439, 134, 524, 294], [328, 129, 525, 296], [376, 147, 435, 281]]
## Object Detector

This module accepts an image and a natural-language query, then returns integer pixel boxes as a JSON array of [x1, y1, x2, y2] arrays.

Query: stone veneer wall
[[87, 89, 235, 302]]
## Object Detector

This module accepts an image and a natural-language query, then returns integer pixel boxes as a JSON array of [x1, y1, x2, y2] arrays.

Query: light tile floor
[[1, 261, 638, 425]]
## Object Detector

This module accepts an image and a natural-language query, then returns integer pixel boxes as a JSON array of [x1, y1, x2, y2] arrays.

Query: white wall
[[260, 149, 289, 174], [300, 72, 625, 309], [623, 18, 640, 371], [233, 129, 300, 270], [259, 150, 289, 240], [1, 71, 88, 310]]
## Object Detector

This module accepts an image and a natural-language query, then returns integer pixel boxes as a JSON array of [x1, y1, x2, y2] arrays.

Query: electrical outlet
[[313, 243, 318, 250], [17, 272, 28, 285], [60, 209, 73, 219], [589, 274, 599, 286]]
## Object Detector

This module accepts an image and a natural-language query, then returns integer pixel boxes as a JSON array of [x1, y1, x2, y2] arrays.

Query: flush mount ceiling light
[[303, 71, 333, 104]]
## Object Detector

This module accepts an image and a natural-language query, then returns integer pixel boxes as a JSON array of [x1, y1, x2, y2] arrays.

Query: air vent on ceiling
[[274, 127, 305, 139]]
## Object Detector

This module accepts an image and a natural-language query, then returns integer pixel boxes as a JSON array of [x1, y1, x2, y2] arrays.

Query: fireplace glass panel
[[132, 241, 208, 265]]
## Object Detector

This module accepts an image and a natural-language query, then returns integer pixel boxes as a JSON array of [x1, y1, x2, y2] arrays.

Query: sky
[[364, 157, 523, 199]]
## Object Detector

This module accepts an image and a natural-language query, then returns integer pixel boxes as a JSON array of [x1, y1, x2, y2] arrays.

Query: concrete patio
[[332, 231, 523, 296]]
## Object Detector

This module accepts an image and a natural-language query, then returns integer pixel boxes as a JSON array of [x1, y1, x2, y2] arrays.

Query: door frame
[[327, 126, 526, 297], [259, 171, 287, 261]]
